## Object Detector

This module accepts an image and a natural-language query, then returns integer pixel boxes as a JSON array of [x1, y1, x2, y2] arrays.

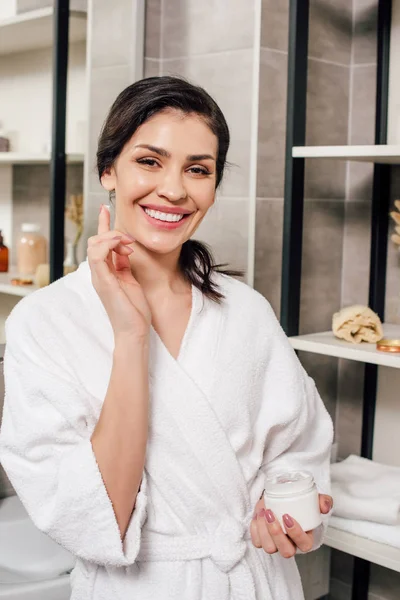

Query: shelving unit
[[289, 325, 400, 368], [282, 1, 395, 598], [0, 3, 87, 285], [0, 153, 84, 165], [324, 527, 400, 574], [292, 144, 400, 163], [0, 271, 38, 298], [0, 7, 86, 56]]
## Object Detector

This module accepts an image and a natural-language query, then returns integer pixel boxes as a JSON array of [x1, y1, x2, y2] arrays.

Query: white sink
[[0, 496, 75, 600]]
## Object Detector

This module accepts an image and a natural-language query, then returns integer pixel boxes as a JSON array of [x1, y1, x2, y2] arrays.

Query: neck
[[128, 241, 188, 296]]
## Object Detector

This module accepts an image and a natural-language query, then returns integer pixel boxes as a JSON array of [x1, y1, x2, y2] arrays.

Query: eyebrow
[[134, 144, 215, 162]]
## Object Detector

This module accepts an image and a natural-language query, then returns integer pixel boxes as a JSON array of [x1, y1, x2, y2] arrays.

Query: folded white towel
[[331, 455, 400, 525], [330, 516, 400, 550]]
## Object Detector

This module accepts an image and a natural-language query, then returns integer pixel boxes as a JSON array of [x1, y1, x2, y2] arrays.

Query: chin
[[137, 236, 185, 256]]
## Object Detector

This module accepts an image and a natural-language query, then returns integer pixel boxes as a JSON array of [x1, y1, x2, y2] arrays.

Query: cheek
[[193, 184, 216, 213], [117, 167, 156, 199]]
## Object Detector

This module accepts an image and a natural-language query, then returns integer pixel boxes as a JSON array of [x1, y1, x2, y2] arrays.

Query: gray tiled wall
[[16, 0, 87, 12], [147, 0, 256, 276]]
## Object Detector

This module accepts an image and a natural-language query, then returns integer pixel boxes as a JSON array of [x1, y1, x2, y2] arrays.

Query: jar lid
[[376, 338, 400, 352], [264, 471, 314, 497], [21, 223, 40, 233]]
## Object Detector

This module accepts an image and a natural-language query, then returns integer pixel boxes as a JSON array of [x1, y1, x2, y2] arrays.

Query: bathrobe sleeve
[[0, 301, 148, 568], [259, 299, 334, 551]]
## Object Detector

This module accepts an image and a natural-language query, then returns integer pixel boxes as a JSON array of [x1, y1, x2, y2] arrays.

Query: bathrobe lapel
[[147, 287, 252, 524]]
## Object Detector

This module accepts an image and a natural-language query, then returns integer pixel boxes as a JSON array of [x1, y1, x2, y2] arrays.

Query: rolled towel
[[331, 455, 400, 525], [332, 304, 383, 344]]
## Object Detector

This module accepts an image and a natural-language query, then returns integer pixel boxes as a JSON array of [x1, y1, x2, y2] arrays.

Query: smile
[[144, 208, 184, 222]]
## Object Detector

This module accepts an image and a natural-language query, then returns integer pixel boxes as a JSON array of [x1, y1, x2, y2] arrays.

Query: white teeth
[[144, 208, 184, 222]]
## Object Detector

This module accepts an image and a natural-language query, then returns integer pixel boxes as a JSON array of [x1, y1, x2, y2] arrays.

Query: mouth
[[139, 205, 193, 230]]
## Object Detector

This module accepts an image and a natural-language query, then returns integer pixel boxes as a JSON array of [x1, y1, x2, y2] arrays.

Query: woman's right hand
[[88, 204, 152, 341]]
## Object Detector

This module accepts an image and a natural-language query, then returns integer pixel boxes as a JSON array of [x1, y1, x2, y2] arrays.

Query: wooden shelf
[[325, 526, 400, 573], [0, 153, 84, 165], [292, 145, 400, 164], [289, 324, 400, 368], [0, 8, 87, 56], [0, 270, 38, 297]]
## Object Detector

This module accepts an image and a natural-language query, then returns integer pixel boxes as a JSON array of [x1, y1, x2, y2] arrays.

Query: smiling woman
[[0, 75, 333, 600], [97, 76, 242, 302]]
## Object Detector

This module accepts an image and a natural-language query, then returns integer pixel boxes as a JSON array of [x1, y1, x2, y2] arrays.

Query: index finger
[[98, 204, 111, 235]]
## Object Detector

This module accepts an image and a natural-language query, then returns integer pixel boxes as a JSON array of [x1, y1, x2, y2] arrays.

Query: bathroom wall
[[81, 0, 145, 254], [144, 0, 258, 276]]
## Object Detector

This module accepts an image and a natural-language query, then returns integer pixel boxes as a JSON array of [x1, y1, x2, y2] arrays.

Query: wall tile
[[309, 0, 352, 65], [331, 550, 354, 586], [261, 0, 289, 52], [162, 0, 255, 58], [341, 201, 371, 307], [299, 352, 338, 420], [305, 60, 349, 198], [144, 58, 160, 78], [254, 198, 283, 318], [87, 65, 131, 194], [195, 197, 249, 275], [145, 0, 161, 59], [353, 0, 378, 65], [306, 60, 349, 143], [300, 200, 345, 334], [16, 0, 87, 11], [162, 50, 253, 198], [369, 562, 400, 600], [337, 358, 364, 458], [257, 49, 287, 198], [91, 0, 134, 69], [347, 162, 374, 202], [350, 65, 376, 146], [81, 192, 107, 253]]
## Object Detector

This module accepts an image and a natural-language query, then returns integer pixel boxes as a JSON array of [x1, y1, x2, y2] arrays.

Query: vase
[[64, 241, 79, 271]]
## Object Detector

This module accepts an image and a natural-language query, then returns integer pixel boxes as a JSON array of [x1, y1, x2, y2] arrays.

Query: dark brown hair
[[97, 75, 243, 302]]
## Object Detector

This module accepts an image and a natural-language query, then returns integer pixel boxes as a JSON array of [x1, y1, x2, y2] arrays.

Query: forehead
[[128, 110, 218, 155]]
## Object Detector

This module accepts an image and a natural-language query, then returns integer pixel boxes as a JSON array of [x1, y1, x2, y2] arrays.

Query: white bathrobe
[[0, 259, 333, 600]]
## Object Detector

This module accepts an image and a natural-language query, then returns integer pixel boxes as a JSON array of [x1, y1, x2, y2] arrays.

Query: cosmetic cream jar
[[263, 471, 322, 533]]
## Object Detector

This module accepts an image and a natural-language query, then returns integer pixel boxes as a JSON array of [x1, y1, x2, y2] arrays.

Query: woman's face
[[101, 109, 218, 255]]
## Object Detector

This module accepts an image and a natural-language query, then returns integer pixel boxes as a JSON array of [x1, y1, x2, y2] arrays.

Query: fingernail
[[125, 234, 135, 241], [112, 235, 122, 240], [257, 509, 265, 519], [265, 510, 275, 524], [283, 514, 294, 528], [104, 204, 110, 212], [324, 499, 332, 512]]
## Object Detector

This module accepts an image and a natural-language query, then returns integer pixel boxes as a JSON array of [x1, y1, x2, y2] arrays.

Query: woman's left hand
[[250, 493, 333, 558]]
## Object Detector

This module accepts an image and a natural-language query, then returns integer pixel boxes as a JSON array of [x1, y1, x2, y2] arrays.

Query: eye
[[137, 158, 159, 167], [187, 166, 211, 176]]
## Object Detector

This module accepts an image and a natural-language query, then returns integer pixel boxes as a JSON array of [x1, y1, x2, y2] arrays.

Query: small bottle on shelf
[[0, 230, 9, 272], [17, 223, 47, 276]]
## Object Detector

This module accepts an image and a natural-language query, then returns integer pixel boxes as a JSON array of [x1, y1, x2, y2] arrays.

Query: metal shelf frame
[[280, 1, 393, 599]]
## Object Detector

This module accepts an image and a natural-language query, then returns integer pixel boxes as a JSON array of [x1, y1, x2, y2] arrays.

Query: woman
[[0, 76, 333, 600]]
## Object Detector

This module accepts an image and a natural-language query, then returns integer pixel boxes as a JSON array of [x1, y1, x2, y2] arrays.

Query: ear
[[100, 166, 116, 192]]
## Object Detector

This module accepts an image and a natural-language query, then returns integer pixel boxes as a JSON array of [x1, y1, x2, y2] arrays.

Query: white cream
[[263, 471, 322, 533], [144, 208, 184, 223]]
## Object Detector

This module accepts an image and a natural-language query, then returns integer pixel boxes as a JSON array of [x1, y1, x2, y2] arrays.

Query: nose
[[156, 168, 187, 203]]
